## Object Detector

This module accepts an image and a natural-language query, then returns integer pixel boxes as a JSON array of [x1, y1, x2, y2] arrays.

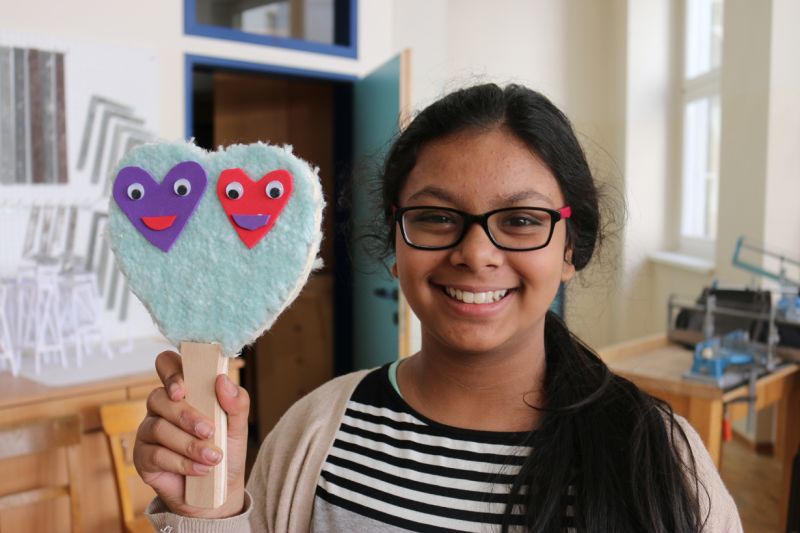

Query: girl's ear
[[561, 249, 575, 282], [391, 262, 398, 278]]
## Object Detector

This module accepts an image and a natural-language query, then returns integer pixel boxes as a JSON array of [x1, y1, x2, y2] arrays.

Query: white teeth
[[444, 287, 509, 304]]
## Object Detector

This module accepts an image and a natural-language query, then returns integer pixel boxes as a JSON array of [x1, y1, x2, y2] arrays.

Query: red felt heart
[[217, 168, 294, 249]]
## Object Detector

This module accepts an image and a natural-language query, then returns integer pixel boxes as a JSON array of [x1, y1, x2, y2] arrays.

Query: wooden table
[[600, 334, 799, 532], [0, 358, 242, 532]]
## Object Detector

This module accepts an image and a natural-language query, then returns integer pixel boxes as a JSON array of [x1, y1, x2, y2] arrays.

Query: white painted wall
[[558, 0, 627, 348], [763, 0, 800, 285], [714, 0, 799, 288], [391, 0, 447, 111], [429, 0, 628, 348], [442, 0, 567, 99], [715, 0, 771, 284], [617, 0, 674, 341]]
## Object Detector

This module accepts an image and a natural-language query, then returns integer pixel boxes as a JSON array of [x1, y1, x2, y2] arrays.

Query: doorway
[[187, 53, 408, 454], [191, 62, 354, 447]]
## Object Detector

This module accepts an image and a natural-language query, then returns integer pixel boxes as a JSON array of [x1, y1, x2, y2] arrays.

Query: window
[[185, 0, 357, 58], [679, 0, 723, 249]]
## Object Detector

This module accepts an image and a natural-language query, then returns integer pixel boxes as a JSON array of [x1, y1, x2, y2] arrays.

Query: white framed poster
[[0, 31, 161, 344]]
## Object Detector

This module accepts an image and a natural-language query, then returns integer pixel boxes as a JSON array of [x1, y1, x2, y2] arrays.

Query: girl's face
[[393, 127, 575, 358]]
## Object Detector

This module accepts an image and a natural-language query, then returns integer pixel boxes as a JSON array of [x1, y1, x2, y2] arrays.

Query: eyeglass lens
[[401, 208, 555, 250]]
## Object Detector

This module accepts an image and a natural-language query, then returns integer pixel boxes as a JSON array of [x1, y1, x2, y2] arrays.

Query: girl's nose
[[449, 223, 504, 271]]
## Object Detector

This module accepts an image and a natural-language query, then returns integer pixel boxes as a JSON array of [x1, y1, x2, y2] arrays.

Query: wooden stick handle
[[181, 341, 229, 509]]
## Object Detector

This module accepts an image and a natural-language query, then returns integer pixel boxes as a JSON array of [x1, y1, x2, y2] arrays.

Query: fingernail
[[203, 448, 221, 463], [195, 421, 214, 438], [194, 462, 210, 474], [223, 375, 239, 397], [168, 382, 182, 400]]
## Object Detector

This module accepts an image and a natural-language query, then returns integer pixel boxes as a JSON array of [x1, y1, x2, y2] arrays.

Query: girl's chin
[[423, 319, 546, 358], [432, 330, 513, 356]]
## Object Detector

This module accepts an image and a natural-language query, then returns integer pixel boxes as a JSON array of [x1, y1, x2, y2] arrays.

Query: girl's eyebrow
[[406, 186, 458, 203], [407, 186, 552, 205], [502, 189, 553, 205]]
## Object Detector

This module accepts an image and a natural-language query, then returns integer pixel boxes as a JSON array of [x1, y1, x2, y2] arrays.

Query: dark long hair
[[371, 84, 707, 531]]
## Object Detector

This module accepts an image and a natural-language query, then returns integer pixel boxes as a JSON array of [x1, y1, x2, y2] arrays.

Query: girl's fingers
[[135, 356, 249, 519], [215, 374, 250, 440], [137, 414, 223, 468], [146, 387, 215, 440], [134, 440, 211, 478], [155, 350, 185, 400]]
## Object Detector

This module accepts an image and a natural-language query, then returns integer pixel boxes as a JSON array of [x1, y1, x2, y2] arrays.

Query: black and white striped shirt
[[312, 364, 576, 532]]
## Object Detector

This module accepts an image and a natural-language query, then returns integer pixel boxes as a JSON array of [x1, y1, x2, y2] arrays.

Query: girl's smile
[[433, 281, 516, 318]]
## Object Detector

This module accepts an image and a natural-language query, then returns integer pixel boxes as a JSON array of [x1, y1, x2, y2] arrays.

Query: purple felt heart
[[112, 161, 207, 252]]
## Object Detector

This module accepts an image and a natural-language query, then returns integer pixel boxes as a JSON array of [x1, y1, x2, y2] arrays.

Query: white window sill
[[649, 250, 715, 275]]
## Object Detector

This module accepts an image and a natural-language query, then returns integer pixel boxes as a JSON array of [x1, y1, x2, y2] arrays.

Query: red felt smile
[[216, 168, 293, 249], [141, 215, 177, 231]]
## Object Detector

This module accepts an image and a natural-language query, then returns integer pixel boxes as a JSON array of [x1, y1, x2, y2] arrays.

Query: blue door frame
[[184, 0, 358, 59], [184, 54, 357, 140]]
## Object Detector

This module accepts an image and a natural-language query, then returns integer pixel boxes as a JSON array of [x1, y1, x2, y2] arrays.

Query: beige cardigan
[[147, 369, 743, 532]]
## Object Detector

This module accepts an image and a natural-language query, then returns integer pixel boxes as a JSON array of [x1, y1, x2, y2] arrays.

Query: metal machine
[[668, 236, 800, 434]]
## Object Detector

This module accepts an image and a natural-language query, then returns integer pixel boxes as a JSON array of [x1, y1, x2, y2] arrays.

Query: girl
[[135, 84, 742, 532]]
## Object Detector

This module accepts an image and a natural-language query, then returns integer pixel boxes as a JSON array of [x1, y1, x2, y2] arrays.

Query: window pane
[[196, 0, 336, 45], [681, 96, 721, 239], [685, 0, 724, 78]]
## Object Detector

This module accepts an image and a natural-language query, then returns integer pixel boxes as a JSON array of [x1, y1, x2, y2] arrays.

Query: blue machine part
[[778, 294, 800, 321], [692, 329, 755, 380]]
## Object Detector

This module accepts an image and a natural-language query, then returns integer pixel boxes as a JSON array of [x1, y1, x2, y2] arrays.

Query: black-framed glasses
[[395, 205, 572, 251]]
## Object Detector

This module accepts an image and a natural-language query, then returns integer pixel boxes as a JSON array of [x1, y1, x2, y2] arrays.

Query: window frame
[[676, 0, 724, 259], [184, 0, 358, 59]]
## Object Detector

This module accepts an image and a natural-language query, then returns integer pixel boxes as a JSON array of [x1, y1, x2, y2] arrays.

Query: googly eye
[[173, 178, 192, 197], [266, 180, 284, 199], [225, 181, 244, 200], [126, 183, 145, 201]]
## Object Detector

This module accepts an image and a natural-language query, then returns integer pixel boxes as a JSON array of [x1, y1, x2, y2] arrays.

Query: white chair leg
[[72, 272, 113, 362], [0, 285, 20, 376], [32, 263, 68, 373], [60, 276, 86, 369]]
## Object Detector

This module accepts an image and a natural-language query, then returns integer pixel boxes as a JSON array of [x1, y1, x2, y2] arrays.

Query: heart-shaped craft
[[217, 168, 294, 249], [112, 161, 208, 252], [108, 141, 324, 355]]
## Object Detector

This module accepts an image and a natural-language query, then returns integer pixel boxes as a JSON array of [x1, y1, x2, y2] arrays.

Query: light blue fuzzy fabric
[[108, 141, 324, 356]]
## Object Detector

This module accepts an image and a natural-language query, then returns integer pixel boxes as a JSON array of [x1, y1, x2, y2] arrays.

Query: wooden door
[[212, 72, 335, 441]]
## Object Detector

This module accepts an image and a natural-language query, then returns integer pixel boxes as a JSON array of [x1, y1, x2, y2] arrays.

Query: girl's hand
[[133, 350, 250, 518]]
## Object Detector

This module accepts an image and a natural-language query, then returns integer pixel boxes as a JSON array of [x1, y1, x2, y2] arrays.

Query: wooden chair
[[100, 400, 155, 533], [0, 414, 82, 532]]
